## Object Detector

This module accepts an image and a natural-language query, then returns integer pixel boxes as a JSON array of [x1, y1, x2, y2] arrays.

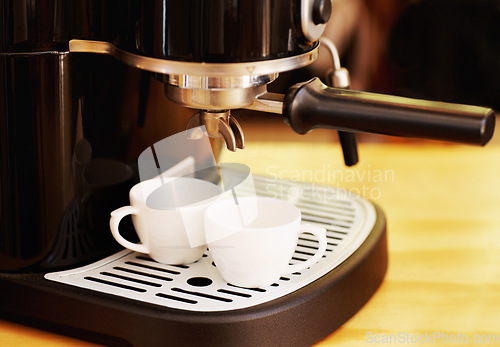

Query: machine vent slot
[[100, 272, 162, 287], [171, 288, 233, 303], [156, 293, 197, 304], [217, 289, 252, 298], [113, 267, 174, 282], [124, 261, 181, 275], [84, 276, 147, 293]]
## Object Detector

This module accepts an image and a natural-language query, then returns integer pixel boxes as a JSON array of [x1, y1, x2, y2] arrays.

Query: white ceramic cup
[[205, 196, 327, 288], [110, 176, 221, 265]]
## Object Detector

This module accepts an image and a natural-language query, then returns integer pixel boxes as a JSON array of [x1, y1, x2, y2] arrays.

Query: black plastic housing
[[136, 0, 312, 62]]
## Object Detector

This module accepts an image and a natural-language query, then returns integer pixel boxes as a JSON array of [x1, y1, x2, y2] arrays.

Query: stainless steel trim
[[163, 73, 277, 89], [245, 88, 285, 114], [69, 40, 319, 77], [165, 84, 265, 110]]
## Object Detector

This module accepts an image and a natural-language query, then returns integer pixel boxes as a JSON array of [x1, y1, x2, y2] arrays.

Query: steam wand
[[321, 38, 359, 166]]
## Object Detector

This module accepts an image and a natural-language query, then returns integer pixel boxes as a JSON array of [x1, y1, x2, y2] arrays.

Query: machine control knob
[[301, 0, 331, 42], [312, 0, 332, 25]]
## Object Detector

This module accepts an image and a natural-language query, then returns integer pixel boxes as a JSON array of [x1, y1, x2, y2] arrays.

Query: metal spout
[[186, 110, 245, 152]]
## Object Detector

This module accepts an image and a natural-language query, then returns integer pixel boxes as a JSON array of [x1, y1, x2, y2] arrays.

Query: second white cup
[[205, 196, 327, 288]]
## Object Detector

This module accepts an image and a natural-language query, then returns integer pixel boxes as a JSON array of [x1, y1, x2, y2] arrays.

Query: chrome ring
[[160, 73, 278, 90], [69, 40, 319, 77]]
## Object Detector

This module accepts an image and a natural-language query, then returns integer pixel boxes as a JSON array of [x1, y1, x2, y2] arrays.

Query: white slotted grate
[[45, 176, 375, 312]]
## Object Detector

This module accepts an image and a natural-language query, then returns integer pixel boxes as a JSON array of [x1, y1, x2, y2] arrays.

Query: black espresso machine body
[[0, 1, 495, 346], [0, 0, 320, 272]]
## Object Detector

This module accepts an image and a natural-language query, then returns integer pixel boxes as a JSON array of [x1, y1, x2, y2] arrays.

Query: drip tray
[[1, 177, 387, 347], [46, 177, 377, 312]]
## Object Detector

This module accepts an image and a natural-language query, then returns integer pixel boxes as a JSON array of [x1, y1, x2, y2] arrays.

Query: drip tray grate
[[45, 176, 376, 312]]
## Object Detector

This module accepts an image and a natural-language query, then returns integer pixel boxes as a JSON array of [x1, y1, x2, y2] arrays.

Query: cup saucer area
[[2, 175, 387, 347]]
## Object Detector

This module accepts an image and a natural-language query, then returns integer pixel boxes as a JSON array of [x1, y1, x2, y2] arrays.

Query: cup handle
[[110, 206, 149, 254], [287, 224, 327, 274]]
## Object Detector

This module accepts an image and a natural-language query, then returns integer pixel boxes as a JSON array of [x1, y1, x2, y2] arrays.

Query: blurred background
[[234, 0, 500, 145]]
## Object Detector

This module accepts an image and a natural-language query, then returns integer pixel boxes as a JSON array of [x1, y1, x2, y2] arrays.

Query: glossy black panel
[[1, 0, 312, 60], [0, 50, 197, 272], [137, 0, 312, 62], [0, 0, 67, 52], [0, 52, 77, 269], [66, 0, 138, 49], [0, 0, 138, 53]]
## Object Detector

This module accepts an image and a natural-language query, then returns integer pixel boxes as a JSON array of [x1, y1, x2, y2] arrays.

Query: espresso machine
[[0, 1, 495, 346]]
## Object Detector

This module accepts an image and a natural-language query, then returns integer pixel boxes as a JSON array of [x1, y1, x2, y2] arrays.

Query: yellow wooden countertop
[[1, 135, 500, 346]]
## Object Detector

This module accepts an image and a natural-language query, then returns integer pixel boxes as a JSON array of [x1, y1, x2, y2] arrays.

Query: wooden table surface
[[1, 132, 500, 346]]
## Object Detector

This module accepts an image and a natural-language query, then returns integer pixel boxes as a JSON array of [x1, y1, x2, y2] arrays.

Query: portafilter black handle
[[283, 78, 495, 146]]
